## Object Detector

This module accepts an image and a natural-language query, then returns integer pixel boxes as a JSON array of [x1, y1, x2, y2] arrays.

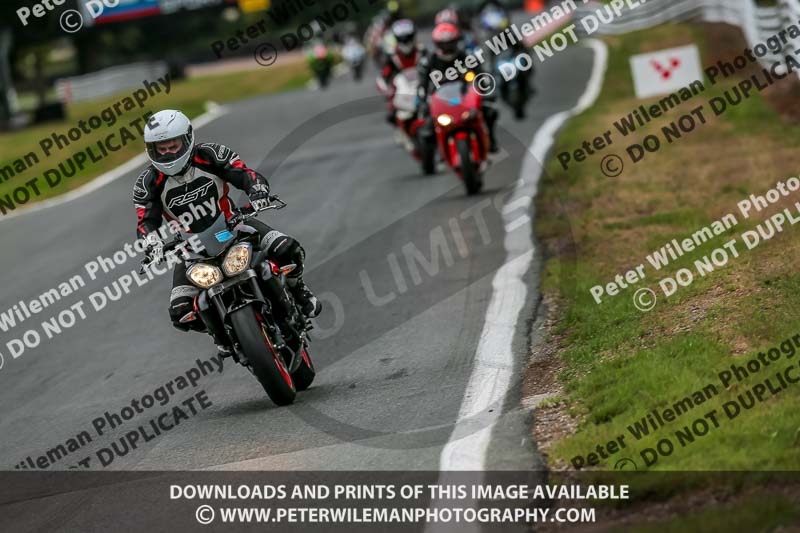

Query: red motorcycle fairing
[[429, 82, 489, 177]]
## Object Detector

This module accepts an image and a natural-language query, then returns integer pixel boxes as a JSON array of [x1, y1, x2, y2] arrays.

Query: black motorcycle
[[141, 197, 315, 406]]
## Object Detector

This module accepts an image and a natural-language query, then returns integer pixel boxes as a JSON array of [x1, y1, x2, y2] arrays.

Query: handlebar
[[138, 195, 287, 273], [229, 195, 286, 227]]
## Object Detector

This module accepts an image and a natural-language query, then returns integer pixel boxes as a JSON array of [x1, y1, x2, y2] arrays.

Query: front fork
[[195, 267, 304, 369], [195, 270, 267, 361]]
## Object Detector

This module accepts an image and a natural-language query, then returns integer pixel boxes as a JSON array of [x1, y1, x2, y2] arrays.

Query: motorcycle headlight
[[222, 243, 251, 276], [187, 264, 223, 288], [437, 114, 453, 127]]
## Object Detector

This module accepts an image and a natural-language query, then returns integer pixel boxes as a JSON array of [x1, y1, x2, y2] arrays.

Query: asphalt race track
[[0, 45, 594, 477]]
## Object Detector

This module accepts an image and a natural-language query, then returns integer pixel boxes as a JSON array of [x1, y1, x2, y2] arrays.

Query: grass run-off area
[[534, 20, 800, 520], [0, 60, 310, 211]]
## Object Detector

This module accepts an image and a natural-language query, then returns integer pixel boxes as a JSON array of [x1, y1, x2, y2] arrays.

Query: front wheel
[[230, 305, 296, 406], [456, 138, 482, 195]]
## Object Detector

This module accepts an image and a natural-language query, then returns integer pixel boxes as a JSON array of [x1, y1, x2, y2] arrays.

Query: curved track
[[0, 45, 594, 473]]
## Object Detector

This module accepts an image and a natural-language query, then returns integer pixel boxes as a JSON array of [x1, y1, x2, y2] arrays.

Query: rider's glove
[[248, 183, 271, 212], [144, 233, 165, 264]]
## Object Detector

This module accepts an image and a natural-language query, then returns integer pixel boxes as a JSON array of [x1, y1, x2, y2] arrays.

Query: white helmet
[[144, 109, 194, 176], [391, 19, 416, 56]]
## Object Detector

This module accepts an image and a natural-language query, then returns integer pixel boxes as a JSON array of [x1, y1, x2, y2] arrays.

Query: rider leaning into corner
[[132, 110, 322, 357], [417, 22, 500, 153]]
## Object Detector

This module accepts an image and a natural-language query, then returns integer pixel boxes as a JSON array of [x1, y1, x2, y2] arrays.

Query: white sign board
[[629, 44, 703, 99]]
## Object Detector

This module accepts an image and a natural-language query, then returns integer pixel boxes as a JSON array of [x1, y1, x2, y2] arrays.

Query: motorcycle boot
[[287, 277, 322, 318]]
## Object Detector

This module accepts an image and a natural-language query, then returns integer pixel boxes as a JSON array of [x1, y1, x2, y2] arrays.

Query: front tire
[[457, 138, 482, 195], [230, 305, 296, 406]]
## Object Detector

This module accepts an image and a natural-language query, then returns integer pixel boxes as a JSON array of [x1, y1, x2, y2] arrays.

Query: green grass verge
[[536, 20, 800, 482]]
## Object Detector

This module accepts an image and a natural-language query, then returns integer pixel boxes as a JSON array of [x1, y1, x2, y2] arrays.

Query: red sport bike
[[428, 78, 489, 195]]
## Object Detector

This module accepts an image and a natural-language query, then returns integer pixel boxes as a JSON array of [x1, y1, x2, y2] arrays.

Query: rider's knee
[[261, 232, 305, 277]]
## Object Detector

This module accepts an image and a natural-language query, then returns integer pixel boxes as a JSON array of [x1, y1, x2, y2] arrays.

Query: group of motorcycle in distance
[[361, 11, 532, 195], [378, 65, 491, 195], [303, 5, 534, 195]]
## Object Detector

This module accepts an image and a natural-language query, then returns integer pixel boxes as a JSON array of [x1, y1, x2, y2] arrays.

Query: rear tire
[[292, 347, 316, 391], [230, 305, 296, 406], [457, 138, 482, 195]]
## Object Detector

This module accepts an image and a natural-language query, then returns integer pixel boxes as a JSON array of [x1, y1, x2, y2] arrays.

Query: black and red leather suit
[[132, 142, 308, 330]]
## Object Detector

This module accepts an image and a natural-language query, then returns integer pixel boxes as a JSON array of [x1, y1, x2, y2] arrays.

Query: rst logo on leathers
[[166, 180, 215, 208], [132, 170, 150, 202], [216, 144, 230, 161]]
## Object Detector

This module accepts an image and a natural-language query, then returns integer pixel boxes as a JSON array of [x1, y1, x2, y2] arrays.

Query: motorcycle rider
[[435, 6, 479, 54], [133, 110, 322, 355], [381, 19, 422, 85], [381, 19, 423, 124], [417, 22, 499, 153], [308, 41, 334, 88], [480, 5, 534, 113]]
